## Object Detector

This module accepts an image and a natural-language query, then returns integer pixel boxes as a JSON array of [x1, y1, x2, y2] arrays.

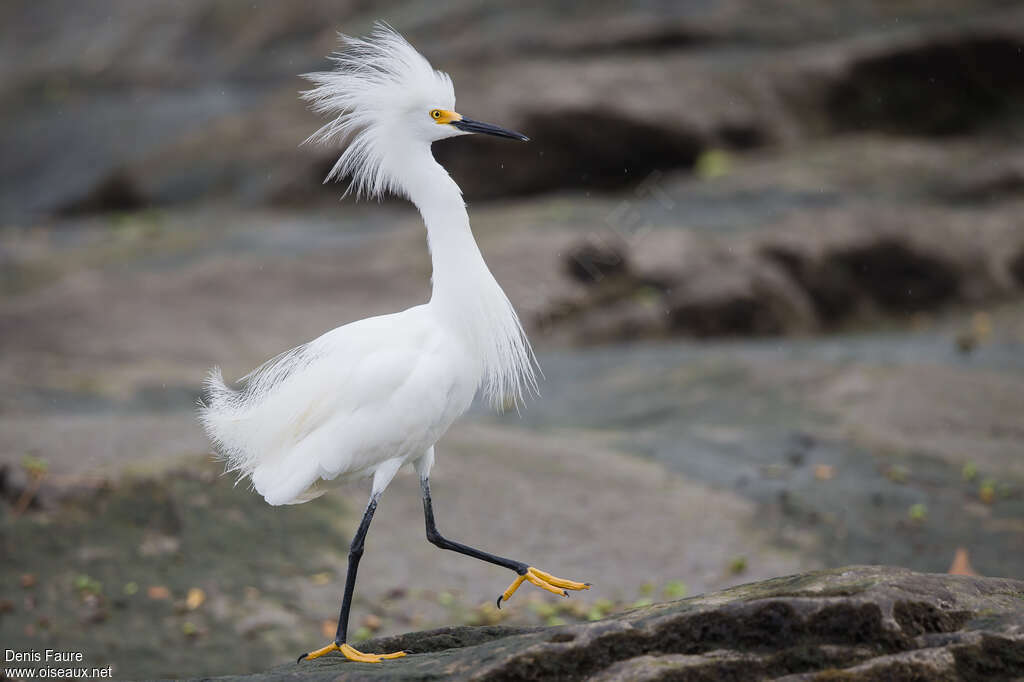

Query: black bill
[[452, 117, 529, 141]]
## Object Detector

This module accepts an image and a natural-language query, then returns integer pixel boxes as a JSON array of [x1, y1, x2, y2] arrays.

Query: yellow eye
[[430, 109, 442, 120]]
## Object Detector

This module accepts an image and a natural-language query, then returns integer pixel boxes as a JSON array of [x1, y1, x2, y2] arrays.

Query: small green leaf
[[695, 149, 732, 180], [961, 461, 978, 482], [663, 580, 688, 599]]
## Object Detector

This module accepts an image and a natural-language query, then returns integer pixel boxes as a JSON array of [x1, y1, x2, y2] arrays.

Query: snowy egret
[[199, 24, 590, 664]]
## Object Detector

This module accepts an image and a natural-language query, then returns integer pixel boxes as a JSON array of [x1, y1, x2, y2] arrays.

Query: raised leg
[[298, 460, 408, 664], [420, 477, 590, 608]]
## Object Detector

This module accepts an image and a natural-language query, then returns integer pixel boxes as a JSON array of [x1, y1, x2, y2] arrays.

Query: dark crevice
[[762, 245, 859, 323], [551, 26, 718, 57], [565, 241, 630, 284], [826, 240, 960, 312], [717, 123, 767, 150], [828, 35, 1024, 136], [56, 169, 150, 216], [669, 292, 789, 337], [953, 634, 1024, 681], [894, 600, 973, 637]]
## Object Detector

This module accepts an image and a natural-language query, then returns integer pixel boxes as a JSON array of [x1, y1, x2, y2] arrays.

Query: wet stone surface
[[209, 567, 1024, 681]]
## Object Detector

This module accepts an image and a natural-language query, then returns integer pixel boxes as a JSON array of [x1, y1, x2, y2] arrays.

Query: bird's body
[[199, 24, 587, 664], [203, 305, 472, 505]]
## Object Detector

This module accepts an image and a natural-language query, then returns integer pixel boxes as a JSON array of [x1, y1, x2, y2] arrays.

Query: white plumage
[[199, 24, 538, 507]]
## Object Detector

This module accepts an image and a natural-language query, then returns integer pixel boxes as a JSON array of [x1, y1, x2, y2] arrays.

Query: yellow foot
[[297, 641, 407, 664], [497, 566, 591, 608]]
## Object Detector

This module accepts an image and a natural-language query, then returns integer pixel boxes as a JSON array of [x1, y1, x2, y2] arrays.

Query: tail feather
[[198, 366, 253, 478], [198, 342, 329, 504]]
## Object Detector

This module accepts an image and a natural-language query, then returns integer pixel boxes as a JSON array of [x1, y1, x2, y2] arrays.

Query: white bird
[[199, 24, 590, 664]]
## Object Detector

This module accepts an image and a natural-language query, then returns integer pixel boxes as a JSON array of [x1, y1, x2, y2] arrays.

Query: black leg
[[297, 493, 379, 663], [335, 494, 379, 644], [421, 477, 527, 575]]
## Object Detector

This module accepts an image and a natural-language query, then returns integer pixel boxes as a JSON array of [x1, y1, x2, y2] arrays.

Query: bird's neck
[[399, 147, 487, 306], [396, 144, 537, 408]]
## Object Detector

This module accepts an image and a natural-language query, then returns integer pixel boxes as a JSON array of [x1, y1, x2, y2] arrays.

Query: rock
[[55, 168, 150, 216], [825, 238, 961, 313], [826, 34, 1024, 137], [0, 462, 51, 512], [535, 278, 672, 345], [5, 3, 1024, 219], [1012, 248, 1024, 288], [539, 200, 1024, 341], [762, 245, 861, 324], [564, 240, 631, 285], [946, 153, 1024, 204], [766, 234, 974, 326], [214, 566, 1024, 681], [667, 250, 817, 337], [537, 240, 680, 344], [566, 296, 672, 345]]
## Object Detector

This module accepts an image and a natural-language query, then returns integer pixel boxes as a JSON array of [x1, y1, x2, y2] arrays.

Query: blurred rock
[[564, 240, 630, 284], [762, 245, 861, 323], [568, 297, 671, 345], [667, 251, 817, 337], [227, 566, 1024, 681], [538, 241, 679, 343], [827, 239, 959, 313], [1011, 248, 1024, 288], [947, 153, 1024, 203], [826, 34, 1024, 137], [3, 2, 1024, 219], [0, 462, 52, 512], [541, 204, 1024, 341], [56, 169, 149, 216]]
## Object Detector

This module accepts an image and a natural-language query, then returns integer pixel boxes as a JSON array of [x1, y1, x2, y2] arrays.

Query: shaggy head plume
[[301, 23, 457, 199]]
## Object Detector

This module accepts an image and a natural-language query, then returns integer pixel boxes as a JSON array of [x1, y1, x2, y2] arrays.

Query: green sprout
[[663, 580, 688, 599], [961, 461, 978, 482]]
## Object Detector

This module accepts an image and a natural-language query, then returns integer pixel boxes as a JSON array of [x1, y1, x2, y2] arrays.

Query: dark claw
[[585, 583, 592, 587], [562, 590, 569, 598], [496, 595, 503, 609], [403, 650, 413, 654], [297, 653, 308, 664]]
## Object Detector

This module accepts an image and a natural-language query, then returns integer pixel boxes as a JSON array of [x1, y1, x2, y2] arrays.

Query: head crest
[[301, 23, 455, 199]]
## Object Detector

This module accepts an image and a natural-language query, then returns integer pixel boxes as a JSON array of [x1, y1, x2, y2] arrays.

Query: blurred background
[[2, 1, 1023, 678]]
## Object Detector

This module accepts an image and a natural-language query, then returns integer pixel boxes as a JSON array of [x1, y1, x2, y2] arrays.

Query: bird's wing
[[236, 308, 458, 505]]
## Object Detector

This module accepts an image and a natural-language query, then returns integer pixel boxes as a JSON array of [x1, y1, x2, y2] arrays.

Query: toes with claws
[[496, 567, 591, 608], [297, 641, 407, 664]]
